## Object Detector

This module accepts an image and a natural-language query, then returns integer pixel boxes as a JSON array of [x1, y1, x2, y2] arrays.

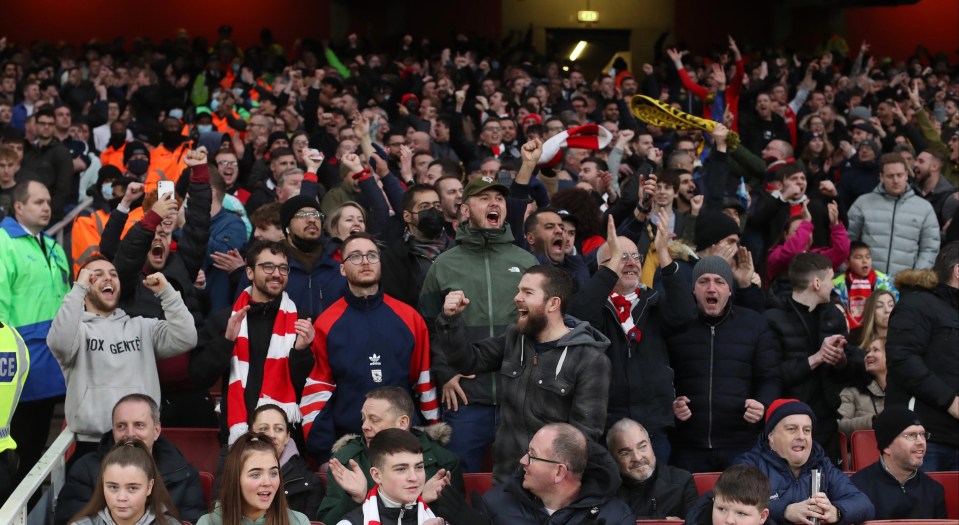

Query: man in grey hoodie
[[438, 265, 611, 483], [48, 256, 197, 453]]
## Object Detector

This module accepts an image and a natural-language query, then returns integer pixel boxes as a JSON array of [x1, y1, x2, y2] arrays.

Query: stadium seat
[[199, 471, 214, 508], [463, 472, 494, 503], [693, 472, 720, 495], [838, 431, 850, 471], [861, 520, 958, 525], [851, 430, 879, 471], [927, 472, 959, 520], [163, 428, 221, 475]]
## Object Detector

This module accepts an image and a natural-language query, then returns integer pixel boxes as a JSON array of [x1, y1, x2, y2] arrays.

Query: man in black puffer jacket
[[764, 253, 864, 466], [667, 256, 781, 473], [886, 242, 959, 471]]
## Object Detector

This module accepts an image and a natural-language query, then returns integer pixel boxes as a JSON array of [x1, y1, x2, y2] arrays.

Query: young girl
[[197, 433, 309, 525], [70, 440, 181, 525], [250, 406, 324, 520], [766, 201, 849, 284]]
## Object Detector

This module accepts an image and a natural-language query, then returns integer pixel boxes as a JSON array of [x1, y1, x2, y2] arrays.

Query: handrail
[[0, 428, 75, 525], [45, 197, 94, 240]]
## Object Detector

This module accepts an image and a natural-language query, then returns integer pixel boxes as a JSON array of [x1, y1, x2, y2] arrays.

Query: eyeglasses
[[217, 161, 238, 167], [292, 140, 309, 147], [294, 210, 323, 221], [345, 252, 380, 265], [901, 431, 931, 442], [599, 252, 642, 265], [257, 263, 290, 275], [524, 450, 563, 465]]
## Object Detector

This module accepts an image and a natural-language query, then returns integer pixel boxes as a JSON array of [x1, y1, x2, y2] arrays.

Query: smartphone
[[308, 148, 323, 162], [158, 180, 175, 199]]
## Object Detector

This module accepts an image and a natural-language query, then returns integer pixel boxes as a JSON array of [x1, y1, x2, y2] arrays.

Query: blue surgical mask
[[210, 98, 220, 112], [197, 124, 213, 134], [101, 182, 113, 199], [169, 109, 184, 120]]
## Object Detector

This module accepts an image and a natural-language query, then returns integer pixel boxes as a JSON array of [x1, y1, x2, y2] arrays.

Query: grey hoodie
[[49, 282, 197, 441], [437, 313, 611, 483], [71, 507, 180, 525]]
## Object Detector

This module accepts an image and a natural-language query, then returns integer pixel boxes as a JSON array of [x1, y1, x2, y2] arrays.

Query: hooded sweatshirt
[[436, 313, 611, 483], [48, 282, 197, 441]]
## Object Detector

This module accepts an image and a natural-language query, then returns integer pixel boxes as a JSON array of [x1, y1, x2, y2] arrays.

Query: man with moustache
[[607, 418, 697, 520], [438, 265, 611, 483], [523, 207, 588, 292], [301, 233, 439, 459], [851, 406, 947, 520]]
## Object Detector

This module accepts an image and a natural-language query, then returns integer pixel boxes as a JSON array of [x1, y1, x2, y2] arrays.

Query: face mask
[[416, 208, 446, 239], [197, 124, 213, 134], [210, 98, 221, 112], [127, 158, 149, 176], [161, 129, 183, 148], [232, 87, 244, 99], [109, 133, 126, 149], [101, 182, 113, 199]]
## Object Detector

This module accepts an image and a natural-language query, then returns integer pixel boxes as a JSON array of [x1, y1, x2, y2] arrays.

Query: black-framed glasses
[[345, 252, 380, 265], [257, 263, 291, 275], [901, 431, 931, 442], [524, 450, 563, 465]]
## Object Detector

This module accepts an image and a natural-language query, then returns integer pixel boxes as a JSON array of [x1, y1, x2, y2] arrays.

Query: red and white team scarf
[[227, 287, 302, 444], [609, 289, 642, 344], [845, 270, 877, 329], [537, 124, 613, 168], [359, 485, 435, 525]]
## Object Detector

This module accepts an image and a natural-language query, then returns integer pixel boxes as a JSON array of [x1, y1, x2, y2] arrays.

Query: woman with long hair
[[249, 406, 323, 520], [70, 440, 180, 525], [197, 432, 309, 525], [838, 336, 887, 434], [851, 289, 896, 346]]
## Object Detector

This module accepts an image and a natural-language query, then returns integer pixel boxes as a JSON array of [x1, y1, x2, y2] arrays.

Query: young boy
[[337, 428, 441, 525], [832, 241, 898, 330], [710, 465, 771, 525], [0, 145, 19, 219]]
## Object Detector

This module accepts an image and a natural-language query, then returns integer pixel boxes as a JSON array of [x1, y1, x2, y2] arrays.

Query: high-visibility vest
[[0, 322, 29, 453], [100, 144, 126, 171], [145, 143, 189, 193], [70, 208, 143, 277]]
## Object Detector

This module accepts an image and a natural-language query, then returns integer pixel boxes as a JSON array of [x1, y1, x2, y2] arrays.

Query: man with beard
[[418, 167, 537, 474], [301, 233, 439, 459], [523, 207, 588, 292], [437, 265, 611, 483], [913, 149, 956, 227], [850, 406, 947, 520], [47, 257, 197, 453], [190, 240, 315, 446], [381, 185, 454, 307], [607, 418, 697, 520]]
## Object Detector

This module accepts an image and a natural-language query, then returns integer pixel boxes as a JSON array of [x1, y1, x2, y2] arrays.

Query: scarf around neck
[[359, 485, 435, 525]]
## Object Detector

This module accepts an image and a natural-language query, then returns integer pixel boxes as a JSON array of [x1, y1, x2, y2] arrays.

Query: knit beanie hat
[[694, 211, 740, 252], [122, 141, 150, 165], [765, 399, 816, 436], [875, 405, 923, 452], [280, 195, 321, 231], [692, 256, 735, 291]]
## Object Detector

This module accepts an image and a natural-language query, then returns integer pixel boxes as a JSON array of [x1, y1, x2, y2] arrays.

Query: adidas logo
[[369, 353, 381, 366]]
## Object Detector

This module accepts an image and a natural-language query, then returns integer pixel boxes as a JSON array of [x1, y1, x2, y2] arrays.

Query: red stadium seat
[[163, 428, 221, 475], [927, 472, 959, 520], [693, 472, 720, 495], [199, 471, 214, 508], [838, 431, 850, 471], [463, 472, 494, 503], [851, 430, 879, 471]]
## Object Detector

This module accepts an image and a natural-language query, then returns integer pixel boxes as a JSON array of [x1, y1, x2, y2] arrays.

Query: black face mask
[[109, 133, 126, 149], [161, 129, 184, 149], [127, 158, 150, 176], [290, 233, 323, 253], [416, 208, 446, 239]]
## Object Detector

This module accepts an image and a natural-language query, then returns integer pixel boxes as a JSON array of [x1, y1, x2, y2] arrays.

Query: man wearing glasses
[[851, 406, 947, 520], [459, 423, 634, 525], [301, 232, 439, 459]]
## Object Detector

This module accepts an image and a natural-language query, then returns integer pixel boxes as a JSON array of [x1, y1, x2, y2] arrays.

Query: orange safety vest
[[145, 143, 189, 193], [100, 144, 126, 171], [70, 207, 142, 277]]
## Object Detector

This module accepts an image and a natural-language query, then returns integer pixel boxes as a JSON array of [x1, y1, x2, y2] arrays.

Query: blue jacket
[[480, 440, 635, 525], [666, 303, 782, 449], [204, 207, 248, 312], [737, 439, 874, 525]]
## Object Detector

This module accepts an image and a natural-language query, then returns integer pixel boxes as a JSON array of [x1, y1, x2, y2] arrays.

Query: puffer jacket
[[667, 302, 781, 450], [281, 453, 324, 521], [419, 224, 538, 405], [736, 439, 874, 525], [847, 183, 940, 277], [480, 440, 635, 525], [437, 313, 611, 483], [886, 270, 959, 448]]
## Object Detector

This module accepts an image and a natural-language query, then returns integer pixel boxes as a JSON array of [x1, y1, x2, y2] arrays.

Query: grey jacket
[[837, 380, 885, 435], [71, 508, 180, 525], [437, 313, 611, 483], [847, 184, 940, 277], [48, 283, 197, 441]]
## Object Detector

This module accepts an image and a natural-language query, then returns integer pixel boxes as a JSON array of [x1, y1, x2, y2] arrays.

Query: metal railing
[[45, 197, 94, 249], [0, 429, 75, 525]]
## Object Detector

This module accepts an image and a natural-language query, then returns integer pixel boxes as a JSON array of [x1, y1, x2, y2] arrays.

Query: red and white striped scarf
[[227, 287, 302, 444], [609, 288, 642, 344], [536, 124, 614, 168], [359, 485, 435, 525]]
